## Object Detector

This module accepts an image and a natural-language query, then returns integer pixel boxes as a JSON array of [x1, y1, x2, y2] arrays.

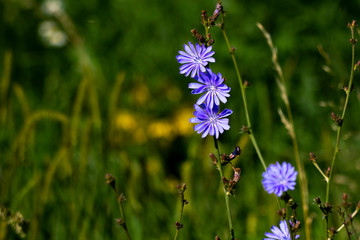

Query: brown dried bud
[[201, 10, 208, 22], [175, 221, 184, 230], [177, 183, 187, 193], [222, 176, 228, 185], [328, 227, 336, 238], [315, 196, 321, 205], [325, 167, 331, 177], [277, 208, 286, 218], [105, 173, 116, 191], [210, 2, 223, 24], [209, 153, 218, 165], [232, 167, 241, 183], [281, 192, 291, 203], [293, 221, 301, 231], [115, 218, 125, 225], [118, 193, 126, 202], [355, 60, 360, 70], [324, 202, 333, 213], [342, 193, 348, 201], [348, 20, 356, 28], [244, 81, 250, 88], [220, 153, 227, 164], [215, 236, 221, 240], [350, 38, 358, 45], [309, 152, 317, 162], [191, 28, 205, 44], [331, 112, 343, 126], [241, 126, 251, 134], [208, 38, 214, 46], [343, 84, 354, 94]]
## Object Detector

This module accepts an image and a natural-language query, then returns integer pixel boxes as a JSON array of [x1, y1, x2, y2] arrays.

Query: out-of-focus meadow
[[1, 0, 360, 239]]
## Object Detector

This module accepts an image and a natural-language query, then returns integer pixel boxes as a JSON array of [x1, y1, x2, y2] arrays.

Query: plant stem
[[312, 161, 329, 182], [219, 13, 267, 171], [336, 207, 359, 233], [213, 137, 235, 240], [174, 187, 186, 240], [285, 204, 295, 240], [117, 194, 132, 240], [326, 23, 356, 204]]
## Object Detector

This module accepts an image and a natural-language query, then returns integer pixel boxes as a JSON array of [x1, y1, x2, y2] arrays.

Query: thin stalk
[[219, 13, 267, 171], [214, 137, 235, 240], [336, 207, 359, 233], [285, 204, 295, 240], [117, 194, 132, 240], [311, 161, 329, 182], [257, 22, 311, 240], [174, 186, 186, 240], [326, 24, 356, 204], [106, 175, 132, 240]]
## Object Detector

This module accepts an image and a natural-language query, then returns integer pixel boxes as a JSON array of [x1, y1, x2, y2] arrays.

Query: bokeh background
[[1, 0, 360, 239]]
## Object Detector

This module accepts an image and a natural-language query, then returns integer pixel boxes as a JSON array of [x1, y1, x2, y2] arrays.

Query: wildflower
[[189, 104, 232, 139], [264, 220, 299, 240], [262, 162, 297, 197], [189, 68, 230, 109], [176, 42, 215, 78]]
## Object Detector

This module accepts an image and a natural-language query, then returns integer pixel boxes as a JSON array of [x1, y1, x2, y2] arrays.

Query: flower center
[[209, 85, 216, 92], [194, 56, 203, 64], [279, 178, 287, 186], [209, 116, 216, 124]]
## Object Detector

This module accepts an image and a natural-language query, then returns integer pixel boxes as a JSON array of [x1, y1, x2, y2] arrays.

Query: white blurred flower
[[41, 0, 64, 16], [38, 20, 67, 47]]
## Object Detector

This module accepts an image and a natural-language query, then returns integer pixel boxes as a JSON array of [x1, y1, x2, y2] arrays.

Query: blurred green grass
[[1, 0, 360, 239]]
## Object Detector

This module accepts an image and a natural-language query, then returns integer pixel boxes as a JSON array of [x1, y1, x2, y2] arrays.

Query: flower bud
[[228, 146, 241, 160], [105, 173, 116, 191], [309, 152, 316, 162], [175, 221, 184, 229]]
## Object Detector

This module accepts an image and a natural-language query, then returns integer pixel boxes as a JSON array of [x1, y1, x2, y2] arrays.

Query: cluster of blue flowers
[[262, 162, 299, 239], [176, 40, 299, 240], [176, 42, 232, 139]]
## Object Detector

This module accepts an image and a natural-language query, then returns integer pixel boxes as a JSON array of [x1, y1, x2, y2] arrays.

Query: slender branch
[[336, 206, 359, 233], [105, 174, 132, 240], [326, 22, 356, 204], [312, 162, 329, 183], [219, 10, 267, 171], [117, 194, 132, 240], [174, 184, 187, 240], [213, 137, 235, 240]]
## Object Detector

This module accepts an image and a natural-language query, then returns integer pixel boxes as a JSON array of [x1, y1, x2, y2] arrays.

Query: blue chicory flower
[[176, 42, 215, 78], [189, 103, 232, 139], [189, 68, 231, 109], [262, 162, 297, 197], [264, 220, 300, 240]]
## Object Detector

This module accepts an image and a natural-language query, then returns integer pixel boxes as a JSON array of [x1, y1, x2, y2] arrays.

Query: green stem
[[174, 189, 185, 240], [214, 137, 235, 240], [285, 204, 295, 240], [220, 14, 267, 171], [326, 25, 356, 204], [117, 194, 132, 240]]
